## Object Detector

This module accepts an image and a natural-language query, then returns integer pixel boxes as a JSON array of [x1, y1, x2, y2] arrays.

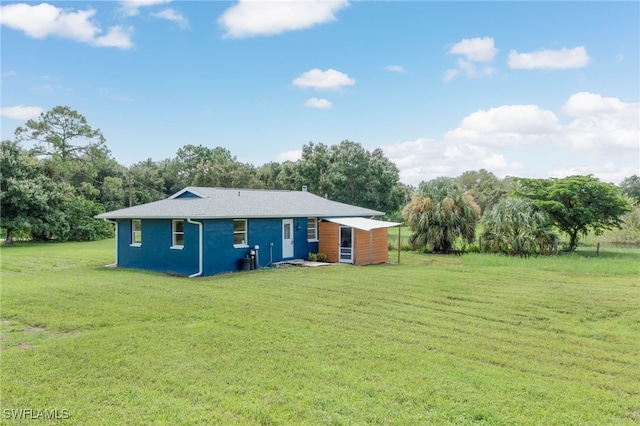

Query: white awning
[[323, 217, 402, 232]]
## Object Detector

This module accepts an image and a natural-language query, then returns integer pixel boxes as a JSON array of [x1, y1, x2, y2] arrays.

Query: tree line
[[1, 106, 638, 251], [1, 106, 409, 244], [403, 174, 636, 255]]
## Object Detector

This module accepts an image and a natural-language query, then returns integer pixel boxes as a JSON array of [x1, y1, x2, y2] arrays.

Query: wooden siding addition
[[319, 220, 390, 266], [319, 221, 340, 263]]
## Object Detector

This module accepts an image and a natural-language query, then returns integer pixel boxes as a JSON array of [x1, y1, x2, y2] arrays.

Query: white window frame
[[171, 219, 184, 249], [131, 219, 142, 246], [307, 217, 318, 242], [233, 219, 248, 248], [130, 219, 142, 247]]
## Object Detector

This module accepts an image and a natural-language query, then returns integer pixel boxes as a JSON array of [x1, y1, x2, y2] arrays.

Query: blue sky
[[1, 1, 638, 185]]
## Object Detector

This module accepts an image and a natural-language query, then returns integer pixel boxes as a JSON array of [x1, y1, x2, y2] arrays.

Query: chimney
[[302, 185, 307, 192]]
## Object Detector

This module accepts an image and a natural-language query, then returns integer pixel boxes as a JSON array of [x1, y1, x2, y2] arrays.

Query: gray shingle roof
[[96, 187, 383, 219]]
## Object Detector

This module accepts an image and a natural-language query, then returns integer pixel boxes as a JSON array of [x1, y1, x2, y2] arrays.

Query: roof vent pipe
[[302, 185, 307, 192]]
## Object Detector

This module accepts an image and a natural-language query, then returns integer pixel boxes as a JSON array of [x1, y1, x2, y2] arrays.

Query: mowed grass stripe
[[2, 240, 639, 425], [188, 265, 639, 397], [223, 265, 640, 396]]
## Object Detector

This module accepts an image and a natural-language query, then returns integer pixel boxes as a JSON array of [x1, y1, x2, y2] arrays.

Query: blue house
[[96, 186, 397, 277]]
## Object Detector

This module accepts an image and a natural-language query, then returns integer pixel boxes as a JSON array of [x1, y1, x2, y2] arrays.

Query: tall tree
[[0, 141, 71, 244], [257, 161, 289, 190], [271, 160, 306, 191], [4, 106, 118, 243], [14, 106, 109, 182], [297, 142, 333, 196], [403, 177, 480, 253], [457, 169, 511, 214], [620, 175, 640, 204], [166, 144, 262, 191], [294, 140, 404, 213], [126, 159, 167, 206], [329, 142, 404, 213], [515, 175, 632, 251]]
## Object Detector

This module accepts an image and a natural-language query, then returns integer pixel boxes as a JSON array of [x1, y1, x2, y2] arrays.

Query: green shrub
[[308, 252, 317, 262], [481, 197, 557, 257]]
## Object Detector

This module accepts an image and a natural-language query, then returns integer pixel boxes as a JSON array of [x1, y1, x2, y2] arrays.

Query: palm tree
[[403, 177, 480, 253], [481, 197, 557, 257]]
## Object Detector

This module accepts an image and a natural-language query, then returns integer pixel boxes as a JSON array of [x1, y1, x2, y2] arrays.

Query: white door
[[339, 226, 353, 263], [282, 219, 294, 258]]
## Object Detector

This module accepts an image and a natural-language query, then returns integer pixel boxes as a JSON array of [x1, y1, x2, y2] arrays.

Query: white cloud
[[0, 3, 133, 49], [304, 98, 333, 109], [381, 92, 637, 186], [561, 92, 639, 152], [448, 37, 498, 62], [1, 105, 44, 120], [443, 69, 459, 83], [455, 58, 496, 79], [548, 163, 638, 184], [277, 150, 302, 162], [445, 37, 497, 81], [382, 138, 521, 184], [119, 0, 171, 17], [293, 68, 355, 91], [385, 65, 406, 73], [445, 105, 561, 144], [563, 91, 635, 116], [152, 8, 189, 29], [93, 25, 134, 49], [219, 0, 349, 38], [508, 46, 591, 69], [0, 3, 98, 39]]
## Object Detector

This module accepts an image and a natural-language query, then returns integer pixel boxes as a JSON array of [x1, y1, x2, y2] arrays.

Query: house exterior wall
[[116, 217, 319, 276], [117, 219, 200, 275]]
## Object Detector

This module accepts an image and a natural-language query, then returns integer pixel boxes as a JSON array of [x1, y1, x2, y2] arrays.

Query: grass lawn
[[1, 240, 639, 425]]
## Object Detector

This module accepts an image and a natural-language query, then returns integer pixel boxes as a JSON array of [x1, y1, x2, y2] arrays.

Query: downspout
[[103, 219, 118, 267], [187, 218, 203, 278]]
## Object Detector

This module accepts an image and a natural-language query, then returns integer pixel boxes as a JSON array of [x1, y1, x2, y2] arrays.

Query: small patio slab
[[272, 259, 341, 268]]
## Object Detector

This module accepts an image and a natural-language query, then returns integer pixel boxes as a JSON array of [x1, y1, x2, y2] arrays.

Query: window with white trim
[[131, 219, 142, 246], [172, 220, 184, 248], [233, 219, 248, 247], [307, 217, 318, 241]]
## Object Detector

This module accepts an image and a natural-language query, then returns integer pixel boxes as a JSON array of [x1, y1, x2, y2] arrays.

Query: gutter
[[103, 219, 118, 267], [187, 218, 203, 278]]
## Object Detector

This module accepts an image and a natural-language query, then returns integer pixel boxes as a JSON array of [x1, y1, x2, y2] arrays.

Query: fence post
[[397, 226, 401, 264], [596, 242, 600, 256]]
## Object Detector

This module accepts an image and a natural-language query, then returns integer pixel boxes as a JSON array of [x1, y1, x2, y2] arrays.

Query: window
[[172, 220, 184, 248], [131, 219, 142, 246], [233, 219, 247, 247], [307, 217, 318, 241]]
